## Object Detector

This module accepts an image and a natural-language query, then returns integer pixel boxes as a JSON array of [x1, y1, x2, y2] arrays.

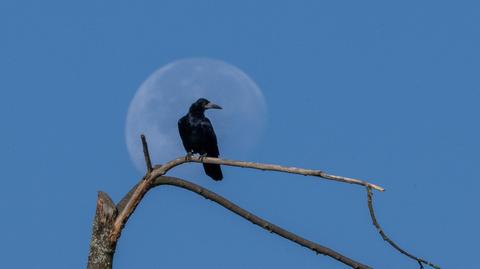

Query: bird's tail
[[203, 163, 223, 181]]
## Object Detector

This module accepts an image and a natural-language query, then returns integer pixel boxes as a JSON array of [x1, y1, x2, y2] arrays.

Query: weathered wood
[[88, 135, 381, 269], [87, 192, 117, 269], [152, 155, 385, 192], [154, 176, 373, 269], [141, 134, 153, 173], [110, 178, 152, 243]]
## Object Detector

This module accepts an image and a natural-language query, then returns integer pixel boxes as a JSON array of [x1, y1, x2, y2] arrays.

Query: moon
[[125, 58, 268, 175]]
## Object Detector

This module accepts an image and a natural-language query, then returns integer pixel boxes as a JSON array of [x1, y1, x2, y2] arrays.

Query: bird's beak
[[205, 102, 222, 110]]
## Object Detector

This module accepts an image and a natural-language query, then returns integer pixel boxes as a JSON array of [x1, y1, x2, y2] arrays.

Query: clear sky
[[1, 1, 478, 268]]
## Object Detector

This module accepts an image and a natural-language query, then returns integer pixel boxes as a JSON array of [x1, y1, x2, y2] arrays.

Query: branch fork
[[88, 134, 439, 269]]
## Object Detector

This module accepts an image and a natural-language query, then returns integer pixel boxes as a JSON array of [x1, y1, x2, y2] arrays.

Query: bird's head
[[189, 98, 222, 114]]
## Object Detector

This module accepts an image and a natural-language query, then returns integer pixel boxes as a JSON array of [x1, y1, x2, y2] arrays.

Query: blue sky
[[1, 1, 479, 268]]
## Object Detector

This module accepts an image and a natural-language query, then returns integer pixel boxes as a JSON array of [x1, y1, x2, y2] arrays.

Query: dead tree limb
[[153, 156, 385, 192], [88, 174, 372, 269], [153, 176, 372, 269], [366, 187, 441, 269], [88, 135, 383, 269]]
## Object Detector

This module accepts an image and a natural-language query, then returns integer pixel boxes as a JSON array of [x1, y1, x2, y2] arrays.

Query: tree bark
[[87, 192, 117, 269]]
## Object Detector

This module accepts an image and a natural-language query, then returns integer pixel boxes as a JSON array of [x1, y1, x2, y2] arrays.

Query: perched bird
[[178, 98, 223, 181]]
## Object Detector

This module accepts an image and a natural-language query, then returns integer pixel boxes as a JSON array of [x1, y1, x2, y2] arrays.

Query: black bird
[[178, 98, 223, 181]]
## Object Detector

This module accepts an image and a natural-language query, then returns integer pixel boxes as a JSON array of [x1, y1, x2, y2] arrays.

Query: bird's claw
[[199, 153, 208, 161], [185, 151, 194, 161]]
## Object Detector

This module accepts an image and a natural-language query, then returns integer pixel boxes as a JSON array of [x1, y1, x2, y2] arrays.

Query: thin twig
[[153, 176, 372, 269], [141, 134, 153, 173], [152, 156, 385, 192], [366, 187, 440, 269]]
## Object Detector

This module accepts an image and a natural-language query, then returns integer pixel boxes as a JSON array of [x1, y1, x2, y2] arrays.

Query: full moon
[[125, 58, 268, 175]]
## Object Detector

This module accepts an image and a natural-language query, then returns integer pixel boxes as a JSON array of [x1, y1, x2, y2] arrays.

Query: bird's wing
[[178, 116, 191, 151], [201, 118, 220, 157]]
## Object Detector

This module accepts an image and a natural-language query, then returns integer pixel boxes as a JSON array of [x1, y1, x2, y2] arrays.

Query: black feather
[[203, 163, 223, 181], [178, 98, 223, 181]]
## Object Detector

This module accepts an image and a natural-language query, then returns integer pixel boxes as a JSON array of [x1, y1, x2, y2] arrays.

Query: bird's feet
[[185, 150, 194, 161], [199, 153, 208, 161]]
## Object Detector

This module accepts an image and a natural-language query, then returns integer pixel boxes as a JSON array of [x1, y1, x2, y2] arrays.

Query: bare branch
[[154, 176, 373, 269], [110, 178, 151, 242], [90, 135, 381, 268], [109, 135, 154, 242], [111, 152, 385, 243], [116, 182, 140, 213], [366, 187, 440, 269], [152, 156, 385, 192], [111, 135, 384, 245], [141, 134, 153, 173]]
